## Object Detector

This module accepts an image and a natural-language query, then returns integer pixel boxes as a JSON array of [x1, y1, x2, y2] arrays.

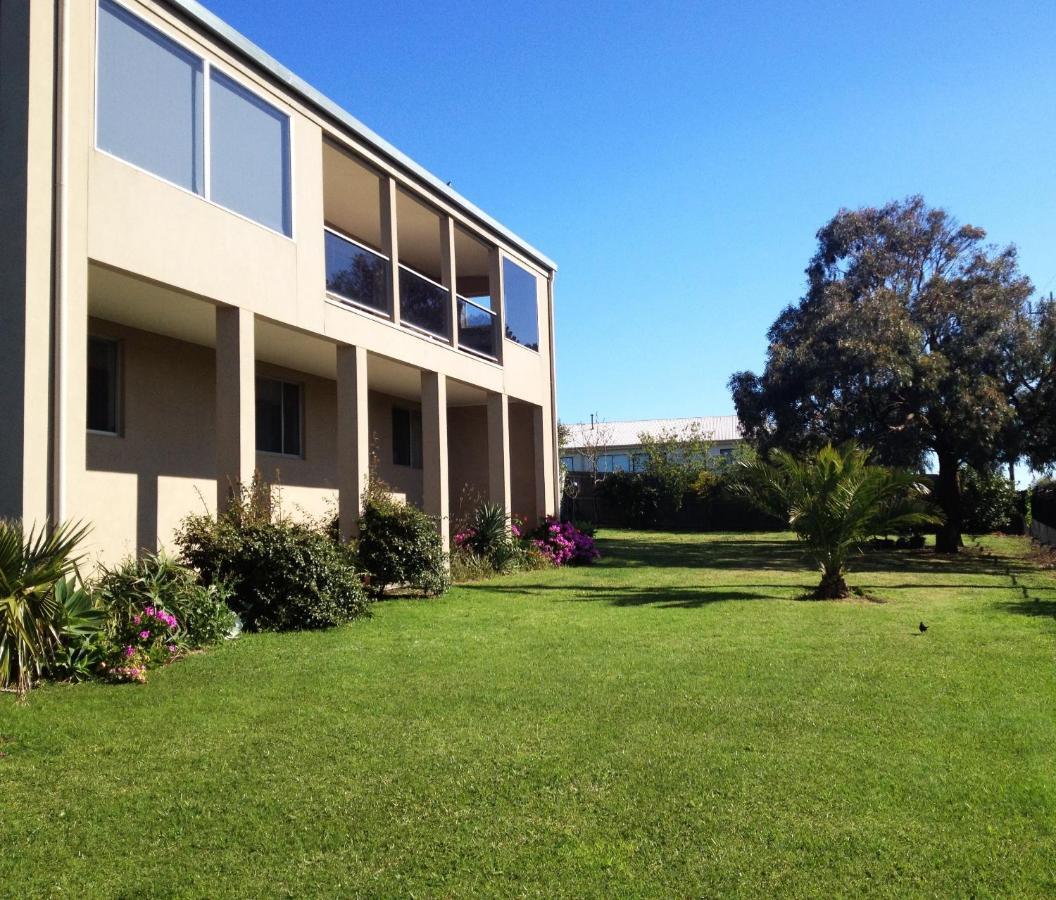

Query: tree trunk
[[814, 568, 850, 599], [934, 452, 962, 554]]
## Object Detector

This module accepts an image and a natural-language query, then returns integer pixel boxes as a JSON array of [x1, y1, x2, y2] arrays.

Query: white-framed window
[[392, 407, 423, 470], [96, 0, 292, 237], [256, 377, 302, 457], [87, 336, 121, 435]]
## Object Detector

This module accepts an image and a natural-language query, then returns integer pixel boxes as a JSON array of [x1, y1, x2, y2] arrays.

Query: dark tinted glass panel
[[325, 231, 389, 313], [458, 298, 497, 357], [256, 377, 283, 453], [502, 258, 540, 350], [87, 337, 119, 433], [391, 408, 423, 469], [282, 382, 302, 456], [97, 0, 204, 192], [400, 267, 449, 338], [392, 407, 411, 467], [210, 69, 291, 235]]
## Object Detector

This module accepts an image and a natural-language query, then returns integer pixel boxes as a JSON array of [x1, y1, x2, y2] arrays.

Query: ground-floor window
[[87, 336, 121, 435], [256, 376, 302, 457], [392, 407, 423, 469]]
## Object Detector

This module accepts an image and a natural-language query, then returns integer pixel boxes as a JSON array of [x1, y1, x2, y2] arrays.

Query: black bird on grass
[[919, 621, 928, 634]]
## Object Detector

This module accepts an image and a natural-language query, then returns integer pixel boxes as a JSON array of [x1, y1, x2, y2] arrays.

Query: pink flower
[[132, 614, 141, 625], [139, 630, 150, 640], [167, 644, 177, 654], [124, 645, 135, 658], [145, 606, 155, 617]]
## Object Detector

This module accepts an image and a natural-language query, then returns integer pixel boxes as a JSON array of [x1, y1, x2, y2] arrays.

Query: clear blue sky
[[201, 0, 1056, 426]]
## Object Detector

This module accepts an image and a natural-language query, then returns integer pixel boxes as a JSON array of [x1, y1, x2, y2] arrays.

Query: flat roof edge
[[162, 0, 557, 272]]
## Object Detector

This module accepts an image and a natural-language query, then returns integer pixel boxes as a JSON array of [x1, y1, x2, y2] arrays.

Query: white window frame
[[94, 0, 295, 240]]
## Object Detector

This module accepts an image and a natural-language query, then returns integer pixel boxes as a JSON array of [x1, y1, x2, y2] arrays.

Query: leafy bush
[[960, 466, 1019, 534], [0, 519, 94, 694], [178, 513, 369, 631], [451, 510, 554, 580], [531, 518, 600, 565], [597, 472, 662, 528], [93, 553, 236, 650], [45, 576, 109, 684], [356, 493, 449, 599]]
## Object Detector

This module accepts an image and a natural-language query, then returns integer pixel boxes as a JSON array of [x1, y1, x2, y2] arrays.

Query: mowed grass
[[3, 531, 1056, 897]]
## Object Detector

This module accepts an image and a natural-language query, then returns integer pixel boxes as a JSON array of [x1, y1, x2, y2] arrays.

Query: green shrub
[[93, 553, 236, 650], [357, 494, 449, 599], [960, 466, 1018, 534], [0, 519, 94, 695], [177, 513, 370, 631], [597, 472, 662, 527]]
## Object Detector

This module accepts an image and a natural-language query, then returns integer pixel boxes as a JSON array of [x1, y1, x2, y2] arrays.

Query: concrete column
[[489, 247, 505, 364], [215, 306, 255, 512], [440, 216, 458, 348], [380, 175, 400, 325], [421, 371, 450, 551], [0, 0, 55, 525], [487, 392, 511, 516], [337, 344, 370, 541], [532, 404, 553, 521]]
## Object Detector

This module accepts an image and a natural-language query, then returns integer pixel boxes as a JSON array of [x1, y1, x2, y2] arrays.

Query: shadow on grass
[[461, 581, 796, 609], [597, 533, 1017, 581], [1000, 599, 1056, 621]]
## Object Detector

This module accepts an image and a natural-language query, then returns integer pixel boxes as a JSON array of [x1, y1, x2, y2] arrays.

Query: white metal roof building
[[562, 416, 744, 473]]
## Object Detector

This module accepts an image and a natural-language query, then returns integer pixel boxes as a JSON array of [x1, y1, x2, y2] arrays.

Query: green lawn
[[3, 531, 1056, 897]]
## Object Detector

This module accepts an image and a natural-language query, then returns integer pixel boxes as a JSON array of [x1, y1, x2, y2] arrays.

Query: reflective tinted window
[[502, 259, 539, 350], [97, 0, 204, 192]]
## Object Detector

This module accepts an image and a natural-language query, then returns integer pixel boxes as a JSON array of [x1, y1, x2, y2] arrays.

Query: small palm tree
[[734, 443, 942, 599], [0, 520, 91, 694]]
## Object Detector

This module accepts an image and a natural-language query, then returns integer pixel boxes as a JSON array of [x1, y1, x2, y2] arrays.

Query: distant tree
[[730, 196, 1045, 553], [557, 420, 572, 453], [638, 422, 713, 514], [734, 444, 942, 598], [577, 420, 615, 483]]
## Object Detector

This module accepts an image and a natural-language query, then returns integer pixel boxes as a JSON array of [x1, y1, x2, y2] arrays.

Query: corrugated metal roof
[[565, 416, 743, 450], [164, 0, 557, 273]]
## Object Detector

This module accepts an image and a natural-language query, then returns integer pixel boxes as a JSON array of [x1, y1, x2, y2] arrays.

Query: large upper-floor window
[[502, 258, 540, 351], [96, 0, 292, 236]]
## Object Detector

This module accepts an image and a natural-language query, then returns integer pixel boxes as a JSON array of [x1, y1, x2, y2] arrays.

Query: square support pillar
[[440, 216, 458, 349], [488, 248, 505, 365], [337, 344, 370, 541], [380, 175, 400, 325], [487, 392, 511, 517], [421, 370, 450, 551], [215, 306, 255, 512], [532, 404, 553, 521]]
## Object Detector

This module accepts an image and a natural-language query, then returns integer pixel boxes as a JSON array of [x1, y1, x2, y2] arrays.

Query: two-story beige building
[[1, 0, 558, 562]]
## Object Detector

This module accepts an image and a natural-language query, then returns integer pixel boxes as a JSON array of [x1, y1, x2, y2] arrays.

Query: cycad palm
[[735, 444, 941, 598], [0, 520, 91, 694]]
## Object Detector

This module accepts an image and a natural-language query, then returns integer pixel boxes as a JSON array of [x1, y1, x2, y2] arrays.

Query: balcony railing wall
[[325, 228, 389, 315], [399, 265, 450, 340], [457, 295, 497, 359]]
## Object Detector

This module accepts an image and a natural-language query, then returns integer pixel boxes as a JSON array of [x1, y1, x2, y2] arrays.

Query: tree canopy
[[730, 196, 1052, 552]]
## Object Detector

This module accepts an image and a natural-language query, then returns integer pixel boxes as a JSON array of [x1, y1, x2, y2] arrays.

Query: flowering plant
[[531, 517, 600, 566], [106, 605, 181, 683]]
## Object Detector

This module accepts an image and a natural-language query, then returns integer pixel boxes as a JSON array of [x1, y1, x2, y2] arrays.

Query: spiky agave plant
[[733, 443, 942, 599], [0, 519, 92, 694]]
